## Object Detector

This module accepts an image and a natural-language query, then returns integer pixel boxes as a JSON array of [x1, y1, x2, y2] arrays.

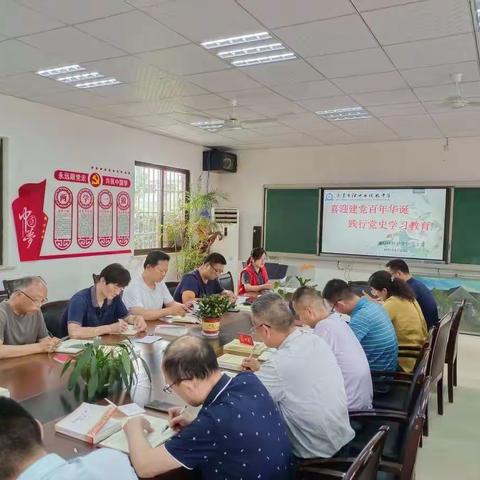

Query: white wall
[[0, 93, 211, 299], [216, 137, 480, 287]]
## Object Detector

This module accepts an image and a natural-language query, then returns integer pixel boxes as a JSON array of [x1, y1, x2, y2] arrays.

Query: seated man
[[123, 250, 188, 320], [323, 279, 398, 372], [123, 335, 294, 479], [242, 293, 355, 459], [292, 286, 372, 411], [173, 252, 235, 304], [0, 276, 60, 359], [61, 263, 147, 339], [0, 397, 138, 480], [386, 258, 439, 329]]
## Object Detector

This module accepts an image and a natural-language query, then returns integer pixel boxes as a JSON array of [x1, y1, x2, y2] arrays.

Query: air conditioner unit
[[211, 208, 240, 290]]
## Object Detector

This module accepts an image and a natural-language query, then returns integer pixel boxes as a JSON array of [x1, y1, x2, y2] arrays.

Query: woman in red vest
[[238, 247, 273, 296]]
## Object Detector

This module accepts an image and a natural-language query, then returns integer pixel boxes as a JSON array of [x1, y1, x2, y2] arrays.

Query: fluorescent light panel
[[191, 120, 224, 132], [316, 106, 371, 121], [201, 32, 271, 49], [57, 72, 103, 84], [474, 1, 480, 29], [218, 43, 284, 59], [75, 78, 121, 89], [232, 52, 296, 67], [37, 64, 85, 77]]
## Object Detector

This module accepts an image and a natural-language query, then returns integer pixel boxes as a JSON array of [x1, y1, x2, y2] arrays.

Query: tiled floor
[[416, 334, 480, 479]]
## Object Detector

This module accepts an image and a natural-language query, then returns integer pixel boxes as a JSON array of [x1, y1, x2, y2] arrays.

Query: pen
[[162, 405, 187, 433]]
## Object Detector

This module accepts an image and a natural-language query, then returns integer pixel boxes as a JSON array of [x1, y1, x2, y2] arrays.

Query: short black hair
[[144, 250, 170, 269], [0, 398, 43, 479], [99, 263, 131, 287], [162, 336, 219, 383], [322, 279, 355, 303], [369, 270, 415, 302], [292, 286, 322, 305], [203, 252, 227, 266], [252, 292, 294, 332], [386, 259, 410, 274]]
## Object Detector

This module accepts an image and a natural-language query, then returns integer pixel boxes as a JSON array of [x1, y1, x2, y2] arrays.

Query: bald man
[[0, 277, 60, 359]]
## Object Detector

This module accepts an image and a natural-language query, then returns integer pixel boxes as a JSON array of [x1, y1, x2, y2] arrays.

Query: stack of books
[[222, 339, 267, 357]]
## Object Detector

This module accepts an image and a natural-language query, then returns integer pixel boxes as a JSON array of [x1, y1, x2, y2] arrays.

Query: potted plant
[[61, 339, 151, 401], [197, 294, 235, 338]]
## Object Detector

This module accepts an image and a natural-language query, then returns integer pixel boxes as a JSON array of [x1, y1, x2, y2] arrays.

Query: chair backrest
[[429, 312, 454, 381], [264, 262, 288, 280], [41, 300, 69, 338], [398, 377, 431, 480], [218, 272, 234, 292], [446, 299, 466, 363], [345, 425, 389, 480], [348, 281, 370, 297], [165, 281, 179, 297], [404, 348, 431, 415], [3, 278, 31, 297]]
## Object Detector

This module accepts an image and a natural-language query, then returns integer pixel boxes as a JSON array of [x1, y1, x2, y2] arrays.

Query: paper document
[[134, 335, 161, 344], [55, 339, 93, 354], [165, 314, 199, 324], [217, 354, 245, 372], [118, 403, 145, 417]]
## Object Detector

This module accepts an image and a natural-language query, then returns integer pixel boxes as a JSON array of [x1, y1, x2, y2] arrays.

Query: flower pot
[[201, 318, 221, 338]]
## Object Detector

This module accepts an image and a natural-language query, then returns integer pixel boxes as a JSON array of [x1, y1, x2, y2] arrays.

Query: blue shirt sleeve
[[115, 297, 129, 319], [178, 275, 201, 298], [164, 411, 217, 470], [67, 294, 88, 326], [213, 279, 223, 294]]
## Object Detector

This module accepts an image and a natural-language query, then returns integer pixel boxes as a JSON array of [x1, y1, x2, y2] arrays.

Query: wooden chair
[[297, 426, 389, 480], [445, 300, 466, 403], [41, 300, 69, 338]]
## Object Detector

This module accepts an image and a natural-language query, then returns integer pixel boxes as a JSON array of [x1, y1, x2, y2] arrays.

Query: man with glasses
[[173, 253, 235, 304], [0, 276, 60, 359], [61, 263, 147, 339], [242, 293, 354, 460], [123, 335, 294, 479], [323, 279, 398, 373]]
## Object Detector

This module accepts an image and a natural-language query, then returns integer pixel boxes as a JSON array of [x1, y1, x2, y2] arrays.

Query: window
[[0, 139, 3, 265], [134, 162, 190, 254]]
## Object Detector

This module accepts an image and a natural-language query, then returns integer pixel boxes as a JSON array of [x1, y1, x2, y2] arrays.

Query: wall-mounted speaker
[[203, 149, 237, 173]]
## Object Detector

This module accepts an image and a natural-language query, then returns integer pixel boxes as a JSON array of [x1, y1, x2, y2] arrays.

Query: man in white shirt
[[292, 287, 373, 411], [123, 251, 188, 320], [242, 293, 355, 459], [0, 397, 138, 480]]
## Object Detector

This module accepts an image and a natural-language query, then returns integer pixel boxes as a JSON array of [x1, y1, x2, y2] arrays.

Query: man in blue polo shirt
[[386, 258, 439, 329], [61, 263, 147, 338], [123, 336, 294, 479], [173, 252, 235, 304], [323, 279, 398, 372]]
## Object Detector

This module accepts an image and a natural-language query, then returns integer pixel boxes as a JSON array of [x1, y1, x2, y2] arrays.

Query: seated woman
[[61, 263, 147, 339], [368, 270, 427, 373], [238, 247, 273, 296]]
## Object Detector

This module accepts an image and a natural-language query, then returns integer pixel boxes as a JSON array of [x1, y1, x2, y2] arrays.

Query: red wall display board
[[12, 167, 132, 262]]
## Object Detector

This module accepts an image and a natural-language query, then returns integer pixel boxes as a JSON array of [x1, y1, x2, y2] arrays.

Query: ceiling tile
[[362, 0, 472, 45], [332, 71, 408, 94], [18, 0, 133, 24], [414, 82, 480, 102], [367, 102, 426, 117], [270, 80, 343, 100], [401, 61, 480, 87], [20, 27, 126, 62], [140, 44, 229, 76], [0, 72, 72, 97], [93, 100, 193, 117], [337, 117, 393, 134], [237, 0, 355, 28], [201, 106, 267, 121], [431, 110, 480, 136], [247, 124, 299, 136], [352, 0, 424, 11], [143, 0, 264, 42], [188, 69, 260, 93], [76, 11, 187, 54], [423, 100, 480, 114], [180, 94, 231, 110], [120, 113, 181, 127], [0, 40, 64, 76], [385, 33, 477, 70], [297, 95, 360, 112], [273, 15, 377, 57], [309, 129, 355, 144], [82, 56, 152, 84], [29, 90, 116, 108], [248, 101, 306, 117], [309, 48, 395, 78], [279, 112, 339, 132], [380, 114, 443, 138], [0, 0, 63, 37], [352, 88, 418, 106]]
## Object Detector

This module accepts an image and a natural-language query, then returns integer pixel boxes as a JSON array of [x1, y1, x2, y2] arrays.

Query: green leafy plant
[[272, 280, 287, 298], [61, 339, 151, 401], [295, 276, 318, 288], [162, 189, 229, 279], [197, 294, 234, 319]]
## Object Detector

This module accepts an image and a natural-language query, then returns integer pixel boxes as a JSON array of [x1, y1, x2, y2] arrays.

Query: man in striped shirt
[[323, 279, 398, 372]]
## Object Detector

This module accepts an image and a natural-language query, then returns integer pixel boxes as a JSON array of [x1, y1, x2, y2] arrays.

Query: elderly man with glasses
[[123, 335, 294, 479], [0, 276, 60, 359]]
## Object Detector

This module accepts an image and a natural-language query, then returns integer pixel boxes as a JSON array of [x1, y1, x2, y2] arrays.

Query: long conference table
[[0, 311, 253, 480]]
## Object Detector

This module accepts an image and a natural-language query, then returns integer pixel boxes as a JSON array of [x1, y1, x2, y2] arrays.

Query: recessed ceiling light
[[218, 43, 284, 59], [201, 32, 271, 49], [37, 64, 85, 77], [191, 120, 225, 132], [316, 106, 370, 121], [75, 78, 121, 89], [57, 72, 104, 84], [232, 52, 296, 67]]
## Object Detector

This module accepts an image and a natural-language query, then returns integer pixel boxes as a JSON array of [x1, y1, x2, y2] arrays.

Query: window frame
[[0, 139, 3, 266], [133, 161, 190, 256]]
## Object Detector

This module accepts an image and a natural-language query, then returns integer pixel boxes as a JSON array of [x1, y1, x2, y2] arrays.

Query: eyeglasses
[[15, 289, 48, 306], [249, 323, 271, 335], [330, 299, 342, 314], [163, 379, 188, 394], [209, 264, 224, 275]]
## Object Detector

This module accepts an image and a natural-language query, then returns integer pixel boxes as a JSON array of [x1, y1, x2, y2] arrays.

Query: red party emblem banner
[[53, 187, 73, 250], [238, 333, 254, 346], [116, 191, 131, 247], [97, 190, 113, 247], [77, 188, 94, 249], [54, 170, 88, 184]]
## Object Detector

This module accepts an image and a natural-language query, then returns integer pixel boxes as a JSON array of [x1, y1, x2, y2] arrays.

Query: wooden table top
[[0, 311, 252, 480]]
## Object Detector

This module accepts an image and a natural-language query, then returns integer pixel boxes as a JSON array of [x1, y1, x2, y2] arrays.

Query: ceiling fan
[[441, 73, 480, 109]]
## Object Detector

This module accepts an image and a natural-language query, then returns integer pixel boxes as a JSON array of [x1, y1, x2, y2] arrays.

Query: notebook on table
[[164, 314, 199, 324], [120, 325, 138, 336], [55, 339, 93, 355], [222, 339, 267, 357], [217, 354, 246, 372]]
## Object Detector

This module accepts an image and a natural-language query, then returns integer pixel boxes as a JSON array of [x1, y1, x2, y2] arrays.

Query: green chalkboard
[[451, 188, 480, 265], [264, 188, 320, 254]]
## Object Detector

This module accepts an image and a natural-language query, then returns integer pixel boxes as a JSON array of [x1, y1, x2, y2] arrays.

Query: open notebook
[[223, 339, 267, 357], [55, 339, 93, 355], [217, 353, 245, 372], [164, 314, 199, 324]]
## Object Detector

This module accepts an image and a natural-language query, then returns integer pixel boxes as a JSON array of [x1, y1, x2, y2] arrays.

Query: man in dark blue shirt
[[173, 253, 235, 304], [123, 336, 294, 480], [61, 263, 147, 338], [386, 259, 439, 329]]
